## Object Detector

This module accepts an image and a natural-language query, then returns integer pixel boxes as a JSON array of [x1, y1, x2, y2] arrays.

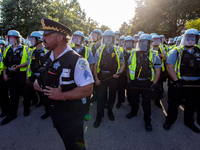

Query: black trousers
[[117, 71, 131, 104], [130, 80, 152, 124], [0, 74, 9, 114], [96, 73, 118, 118], [7, 71, 30, 116], [49, 104, 85, 150], [166, 82, 199, 125]]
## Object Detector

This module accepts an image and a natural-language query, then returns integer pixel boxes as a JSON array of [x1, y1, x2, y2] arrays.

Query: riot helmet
[[180, 29, 199, 48], [124, 36, 134, 49], [102, 30, 115, 48], [135, 34, 152, 52], [152, 35, 161, 46], [72, 31, 84, 46], [7, 30, 21, 46], [27, 31, 43, 48]]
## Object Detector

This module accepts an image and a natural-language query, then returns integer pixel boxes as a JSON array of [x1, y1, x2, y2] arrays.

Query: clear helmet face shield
[[72, 35, 82, 46], [133, 36, 139, 42], [125, 40, 133, 49], [152, 38, 161, 46], [8, 36, 18, 46], [115, 34, 120, 41], [168, 39, 174, 45], [135, 40, 151, 52], [92, 32, 99, 42], [119, 39, 124, 46], [161, 37, 166, 43], [180, 34, 196, 47], [0, 44, 4, 48], [27, 36, 36, 47], [103, 35, 113, 47]]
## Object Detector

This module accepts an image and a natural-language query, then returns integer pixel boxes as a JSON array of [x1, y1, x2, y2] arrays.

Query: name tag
[[61, 68, 71, 78]]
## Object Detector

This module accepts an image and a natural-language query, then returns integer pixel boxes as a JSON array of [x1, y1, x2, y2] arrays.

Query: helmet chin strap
[[93, 36, 102, 43], [186, 45, 194, 48]]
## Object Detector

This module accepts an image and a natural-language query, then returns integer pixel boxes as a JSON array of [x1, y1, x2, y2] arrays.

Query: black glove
[[150, 83, 158, 100], [174, 79, 183, 88], [150, 83, 157, 92], [26, 78, 33, 87]]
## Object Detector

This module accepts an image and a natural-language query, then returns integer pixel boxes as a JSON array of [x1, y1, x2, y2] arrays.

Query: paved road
[[0, 82, 200, 150]]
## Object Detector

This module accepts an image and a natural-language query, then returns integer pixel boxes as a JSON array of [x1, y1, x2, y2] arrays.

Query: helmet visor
[[28, 36, 36, 47], [92, 32, 99, 41], [125, 40, 133, 49], [73, 35, 82, 45], [115, 34, 120, 40], [120, 39, 124, 46], [103, 36, 113, 47], [152, 38, 161, 46], [133, 36, 139, 42], [180, 34, 196, 47], [136, 40, 150, 51], [8, 36, 16, 45]]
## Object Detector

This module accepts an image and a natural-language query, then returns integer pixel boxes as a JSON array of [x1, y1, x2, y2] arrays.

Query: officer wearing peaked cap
[[34, 18, 94, 149]]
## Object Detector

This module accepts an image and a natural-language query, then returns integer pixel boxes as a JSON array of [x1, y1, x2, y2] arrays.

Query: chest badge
[[53, 61, 61, 70], [111, 53, 115, 57]]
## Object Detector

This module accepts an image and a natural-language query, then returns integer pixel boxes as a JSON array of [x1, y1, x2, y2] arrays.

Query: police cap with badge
[[41, 18, 72, 35]]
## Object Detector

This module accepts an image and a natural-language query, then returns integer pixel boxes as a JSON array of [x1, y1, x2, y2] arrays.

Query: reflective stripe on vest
[[129, 50, 158, 81], [97, 45, 121, 73], [174, 46, 184, 79]]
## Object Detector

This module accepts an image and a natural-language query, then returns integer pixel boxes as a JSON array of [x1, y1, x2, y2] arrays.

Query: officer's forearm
[[118, 60, 125, 74], [93, 62, 99, 81], [166, 63, 178, 81], [16, 62, 27, 69], [60, 84, 93, 100], [153, 67, 161, 84]]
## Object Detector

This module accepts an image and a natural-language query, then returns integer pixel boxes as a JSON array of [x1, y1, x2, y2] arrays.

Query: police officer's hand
[[113, 73, 120, 79], [174, 79, 183, 88], [26, 78, 32, 87], [150, 83, 157, 92], [11, 65, 17, 71], [95, 79, 101, 86], [43, 85, 62, 100], [3, 74, 9, 81], [159, 54, 164, 58], [33, 79, 42, 92]]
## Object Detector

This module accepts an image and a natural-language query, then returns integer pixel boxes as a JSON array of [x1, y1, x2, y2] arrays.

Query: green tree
[[186, 18, 200, 31], [99, 25, 110, 33], [119, 22, 130, 36], [0, 0, 51, 37]]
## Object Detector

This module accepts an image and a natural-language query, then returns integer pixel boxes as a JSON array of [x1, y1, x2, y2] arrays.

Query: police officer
[[114, 31, 121, 46], [133, 34, 139, 48], [1, 30, 30, 125], [163, 29, 200, 133], [0, 40, 9, 118], [84, 36, 89, 46], [116, 36, 133, 108], [27, 31, 50, 119], [71, 31, 95, 121], [93, 30, 125, 128], [34, 18, 93, 149], [126, 34, 161, 131], [119, 35, 125, 47], [152, 35, 167, 108], [89, 29, 103, 102], [160, 35, 169, 54]]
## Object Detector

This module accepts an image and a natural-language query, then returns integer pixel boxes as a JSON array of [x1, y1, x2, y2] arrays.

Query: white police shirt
[[49, 45, 94, 87]]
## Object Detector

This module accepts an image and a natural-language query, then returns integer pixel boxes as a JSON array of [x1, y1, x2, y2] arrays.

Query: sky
[[78, 0, 137, 31]]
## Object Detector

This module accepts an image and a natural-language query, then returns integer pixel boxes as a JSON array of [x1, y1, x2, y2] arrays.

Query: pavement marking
[[160, 100, 168, 116]]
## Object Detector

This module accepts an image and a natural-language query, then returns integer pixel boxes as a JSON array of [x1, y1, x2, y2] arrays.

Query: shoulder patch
[[77, 58, 88, 70], [83, 69, 92, 80]]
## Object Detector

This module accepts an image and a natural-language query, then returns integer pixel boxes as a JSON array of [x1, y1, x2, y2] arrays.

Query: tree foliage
[[186, 18, 200, 31], [122, 0, 200, 38], [0, 0, 110, 37]]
